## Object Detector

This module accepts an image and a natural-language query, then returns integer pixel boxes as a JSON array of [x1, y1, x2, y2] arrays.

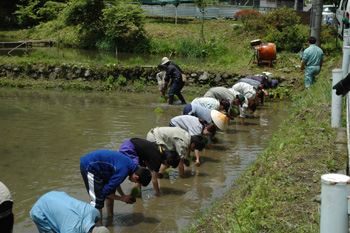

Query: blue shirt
[[80, 149, 137, 197], [302, 44, 323, 66], [30, 191, 99, 233], [190, 104, 212, 123]]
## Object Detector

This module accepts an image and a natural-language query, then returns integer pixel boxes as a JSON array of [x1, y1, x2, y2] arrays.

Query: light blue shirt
[[30, 191, 100, 233], [191, 97, 220, 110], [302, 44, 323, 66], [190, 104, 212, 123]]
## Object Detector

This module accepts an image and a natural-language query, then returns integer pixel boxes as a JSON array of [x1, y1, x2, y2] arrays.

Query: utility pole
[[310, 0, 323, 46]]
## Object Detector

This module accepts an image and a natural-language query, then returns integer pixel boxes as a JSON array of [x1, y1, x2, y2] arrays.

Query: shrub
[[234, 9, 261, 29], [263, 24, 309, 52]]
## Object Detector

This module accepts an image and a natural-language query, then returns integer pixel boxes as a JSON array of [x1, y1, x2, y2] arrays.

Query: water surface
[[0, 88, 289, 232]]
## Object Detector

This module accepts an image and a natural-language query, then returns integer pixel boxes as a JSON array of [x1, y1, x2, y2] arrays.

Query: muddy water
[[0, 88, 289, 233]]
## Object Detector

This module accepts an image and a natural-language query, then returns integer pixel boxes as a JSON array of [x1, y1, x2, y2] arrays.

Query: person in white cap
[[30, 191, 110, 233], [160, 57, 187, 105], [0, 181, 13, 233], [146, 127, 206, 178]]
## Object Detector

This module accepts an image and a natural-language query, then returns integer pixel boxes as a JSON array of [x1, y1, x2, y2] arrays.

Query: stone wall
[[0, 63, 251, 86]]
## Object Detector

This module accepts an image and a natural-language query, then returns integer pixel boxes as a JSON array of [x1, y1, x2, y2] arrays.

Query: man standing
[[161, 57, 187, 105], [301, 36, 324, 88], [80, 149, 152, 224]]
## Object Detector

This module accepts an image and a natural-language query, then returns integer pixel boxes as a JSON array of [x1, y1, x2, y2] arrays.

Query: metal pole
[[320, 174, 350, 233], [332, 69, 343, 128]]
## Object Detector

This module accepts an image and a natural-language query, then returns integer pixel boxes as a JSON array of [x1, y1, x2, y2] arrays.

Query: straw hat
[[161, 57, 170, 65], [210, 110, 229, 132]]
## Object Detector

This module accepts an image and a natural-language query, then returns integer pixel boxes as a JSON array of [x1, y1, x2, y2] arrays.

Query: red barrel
[[258, 43, 276, 61]]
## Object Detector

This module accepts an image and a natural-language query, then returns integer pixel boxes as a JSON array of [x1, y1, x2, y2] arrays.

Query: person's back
[[30, 191, 103, 233], [237, 78, 261, 90], [184, 104, 213, 123], [204, 87, 235, 105], [303, 44, 323, 66], [231, 82, 256, 99], [170, 115, 204, 136], [80, 150, 136, 197], [191, 97, 220, 110], [146, 127, 191, 159], [119, 138, 162, 172]]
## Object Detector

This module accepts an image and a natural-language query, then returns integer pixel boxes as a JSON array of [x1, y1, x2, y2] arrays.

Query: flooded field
[[0, 87, 289, 232]]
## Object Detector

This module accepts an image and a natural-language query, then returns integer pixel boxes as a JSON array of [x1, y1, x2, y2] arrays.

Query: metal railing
[[142, 5, 255, 18]]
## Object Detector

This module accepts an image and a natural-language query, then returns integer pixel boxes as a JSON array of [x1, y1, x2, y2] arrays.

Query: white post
[[175, 7, 178, 25], [320, 174, 350, 233], [342, 46, 350, 79], [332, 69, 343, 128], [344, 29, 350, 47]]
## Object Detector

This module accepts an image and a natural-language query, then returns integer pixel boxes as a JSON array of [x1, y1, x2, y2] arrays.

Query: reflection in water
[[0, 88, 289, 232]]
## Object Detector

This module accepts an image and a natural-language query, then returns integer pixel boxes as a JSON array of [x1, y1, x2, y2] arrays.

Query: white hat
[[161, 57, 170, 65], [210, 110, 229, 132], [92, 226, 110, 233]]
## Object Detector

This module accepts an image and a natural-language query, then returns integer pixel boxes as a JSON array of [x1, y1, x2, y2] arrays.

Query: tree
[[102, 1, 145, 39], [63, 0, 105, 32], [194, 0, 211, 43], [14, 0, 66, 27]]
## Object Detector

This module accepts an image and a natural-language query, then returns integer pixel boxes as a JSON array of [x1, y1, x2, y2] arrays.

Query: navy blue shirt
[[80, 149, 136, 197]]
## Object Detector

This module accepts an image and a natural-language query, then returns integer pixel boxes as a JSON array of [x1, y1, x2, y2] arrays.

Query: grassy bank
[[183, 55, 347, 232]]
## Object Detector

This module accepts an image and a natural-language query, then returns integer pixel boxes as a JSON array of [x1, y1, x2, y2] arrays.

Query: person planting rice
[[119, 138, 180, 197], [146, 127, 205, 178]]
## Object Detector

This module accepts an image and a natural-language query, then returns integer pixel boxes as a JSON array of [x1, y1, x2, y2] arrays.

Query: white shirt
[[231, 82, 256, 99]]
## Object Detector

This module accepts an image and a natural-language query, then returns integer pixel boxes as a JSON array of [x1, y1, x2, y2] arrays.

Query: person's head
[[247, 98, 257, 114], [203, 123, 216, 137], [219, 99, 230, 112], [161, 57, 170, 66], [129, 166, 152, 186], [308, 36, 317, 44], [234, 94, 245, 106], [190, 135, 206, 151], [92, 226, 110, 233], [162, 149, 180, 168]]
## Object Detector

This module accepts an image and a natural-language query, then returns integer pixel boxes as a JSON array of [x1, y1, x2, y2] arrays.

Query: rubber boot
[[177, 93, 186, 104], [168, 95, 174, 105]]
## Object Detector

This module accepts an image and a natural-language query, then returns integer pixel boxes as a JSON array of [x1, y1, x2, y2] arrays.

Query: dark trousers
[[169, 82, 186, 104]]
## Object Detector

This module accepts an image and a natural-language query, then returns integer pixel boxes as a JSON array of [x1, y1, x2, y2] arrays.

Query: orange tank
[[258, 43, 276, 61]]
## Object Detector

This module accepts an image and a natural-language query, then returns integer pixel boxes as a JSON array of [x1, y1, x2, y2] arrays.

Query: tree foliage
[[14, 0, 66, 27], [234, 9, 261, 29], [102, 2, 145, 38], [63, 0, 105, 31]]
